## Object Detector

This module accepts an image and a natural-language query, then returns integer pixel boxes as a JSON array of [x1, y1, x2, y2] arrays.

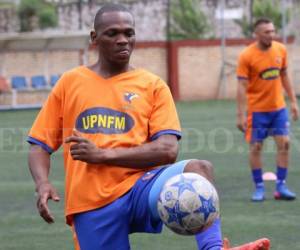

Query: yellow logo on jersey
[[82, 115, 126, 130], [76, 107, 134, 134], [260, 67, 280, 80]]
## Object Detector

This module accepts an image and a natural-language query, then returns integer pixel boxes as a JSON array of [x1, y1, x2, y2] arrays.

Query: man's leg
[[183, 160, 223, 250], [73, 194, 131, 250], [270, 108, 295, 200], [148, 159, 223, 250], [148, 160, 270, 250], [273, 135, 296, 200], [187, 159, 271, 250], [249, 142, 265, 201], [245, 111, 269, 202]]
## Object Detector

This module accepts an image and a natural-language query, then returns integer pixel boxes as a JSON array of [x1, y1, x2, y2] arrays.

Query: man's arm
[[65, 131, 179, 168], [236, 79, 248, 132], [28, 145, 60, 223], [281, 70, 299, 121]]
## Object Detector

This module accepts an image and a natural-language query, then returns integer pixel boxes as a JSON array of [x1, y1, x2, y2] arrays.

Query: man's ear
[[90, 30, 97, 46]]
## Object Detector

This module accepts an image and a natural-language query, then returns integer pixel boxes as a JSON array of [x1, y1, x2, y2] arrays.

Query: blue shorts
[[73, 160, 190, 250], [245, 108, 289, 143]]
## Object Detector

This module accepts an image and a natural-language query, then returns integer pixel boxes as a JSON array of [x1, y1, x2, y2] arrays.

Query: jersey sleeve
[[27, 74, 66, 153], [149, 79, 181, 141], [236, 52, 249, 80]]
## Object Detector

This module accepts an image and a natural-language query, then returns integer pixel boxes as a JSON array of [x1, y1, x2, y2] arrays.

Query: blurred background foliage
[[235, 0, 290, 37], [168, 0, 210, 40], [18, 0, 57, 31]]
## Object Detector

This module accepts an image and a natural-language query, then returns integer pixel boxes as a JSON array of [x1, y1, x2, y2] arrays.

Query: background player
[[236, 17, 299, 201]]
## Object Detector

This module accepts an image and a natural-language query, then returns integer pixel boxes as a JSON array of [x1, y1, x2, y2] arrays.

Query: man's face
[[92, 11, 135, 65], [255, 22, 276, 48]]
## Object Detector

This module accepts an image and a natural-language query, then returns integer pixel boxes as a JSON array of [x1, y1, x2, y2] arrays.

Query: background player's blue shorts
[[246, 108, 289, 143], [73, 160, 190, 250]]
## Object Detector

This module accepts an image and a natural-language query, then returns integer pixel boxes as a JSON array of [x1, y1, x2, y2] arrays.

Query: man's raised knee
[[183, 159, 214, 182]]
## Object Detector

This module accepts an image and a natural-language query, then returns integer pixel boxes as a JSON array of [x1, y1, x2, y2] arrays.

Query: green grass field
[[1, 100, 300, 250]]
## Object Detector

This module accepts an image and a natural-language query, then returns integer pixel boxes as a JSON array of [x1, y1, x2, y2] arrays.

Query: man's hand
[[236, 113, 247, 132], [65, 130, 104, 164], [290, 102, 299, 121], [36, 181, 60, 224]]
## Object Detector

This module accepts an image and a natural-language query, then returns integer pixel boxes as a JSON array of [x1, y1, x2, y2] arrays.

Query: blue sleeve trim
[[237, 76, 248, 80], [27, 136, 54, 154], [150, 129, 182, 141]]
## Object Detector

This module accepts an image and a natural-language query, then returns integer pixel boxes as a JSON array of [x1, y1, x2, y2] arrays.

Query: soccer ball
[[157, 173, 220, 235]]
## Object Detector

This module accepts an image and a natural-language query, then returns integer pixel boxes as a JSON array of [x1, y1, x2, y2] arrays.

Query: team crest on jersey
[[75, 107, 134, 134], [260, 67, 280, 80], [124, 92, 139, 103]]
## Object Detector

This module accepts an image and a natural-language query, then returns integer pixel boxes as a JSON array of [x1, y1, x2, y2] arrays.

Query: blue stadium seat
[[31, 75, 47, 89], [50, 75, 60, 87], [11, 76, 27, 90]]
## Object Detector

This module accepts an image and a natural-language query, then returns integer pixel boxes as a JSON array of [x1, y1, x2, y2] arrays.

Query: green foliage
[[253, 0, 289, 30], [38, 5, 58, 29], [18, 0, 57, 31], [169, 0, 209, 40], [0, 2, 14, 8], [18, 0, 40, 31], [235, 0, 290, 37]]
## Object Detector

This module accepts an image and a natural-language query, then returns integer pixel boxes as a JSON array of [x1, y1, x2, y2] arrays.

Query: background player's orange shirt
[[236, 41, 287, 112], [28, 66, 181, 225]]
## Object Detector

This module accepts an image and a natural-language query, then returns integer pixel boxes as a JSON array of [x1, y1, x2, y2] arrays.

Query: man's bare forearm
[[66, 134, 179, 168], [28, 145, 51, 189], [281, 71, 297, 103], [236, 80, 248, 115], [103, 135, 179, 168]]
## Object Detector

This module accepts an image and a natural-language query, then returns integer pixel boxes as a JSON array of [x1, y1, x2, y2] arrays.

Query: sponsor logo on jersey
[[124, 92, 139, 103], [75, 107, 134, 134], [259, 67, 280, 80]]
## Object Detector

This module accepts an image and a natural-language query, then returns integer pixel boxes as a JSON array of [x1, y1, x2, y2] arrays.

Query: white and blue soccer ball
[[157, 173, 220, 235]]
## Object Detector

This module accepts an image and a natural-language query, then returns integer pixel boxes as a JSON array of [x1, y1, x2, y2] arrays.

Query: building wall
[[88, 46, 168, 79], [0, 7, 18, 33], [3, 50, 79, 79], [58, 0, 168, 41], [1, 39, 300, 106], [56, 0, 297, 40], [178, 42, 299, 100], [1, 0, 299, 41]]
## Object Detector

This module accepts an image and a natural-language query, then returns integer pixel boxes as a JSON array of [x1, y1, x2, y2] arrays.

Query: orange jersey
[[28, 66, 181, 225], [236, 41, 287, 112]]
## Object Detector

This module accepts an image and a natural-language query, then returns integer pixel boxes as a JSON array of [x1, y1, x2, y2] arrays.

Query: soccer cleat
[[222, 237, 270, 250], [251, 186, 265, 202], [274, 183, 296, 200]]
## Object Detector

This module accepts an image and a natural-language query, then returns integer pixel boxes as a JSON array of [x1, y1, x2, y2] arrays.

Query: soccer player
[[27, 4, 270, 250], [236, 17, 299, 202]]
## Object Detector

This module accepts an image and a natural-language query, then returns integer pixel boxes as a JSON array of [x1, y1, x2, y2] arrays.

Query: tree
[[18, 0, 57, 31], [253, 0, 289, 30], [235, 0, 290, 38], [38, 6, 57, 30], [168, 0, 210, 40]]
